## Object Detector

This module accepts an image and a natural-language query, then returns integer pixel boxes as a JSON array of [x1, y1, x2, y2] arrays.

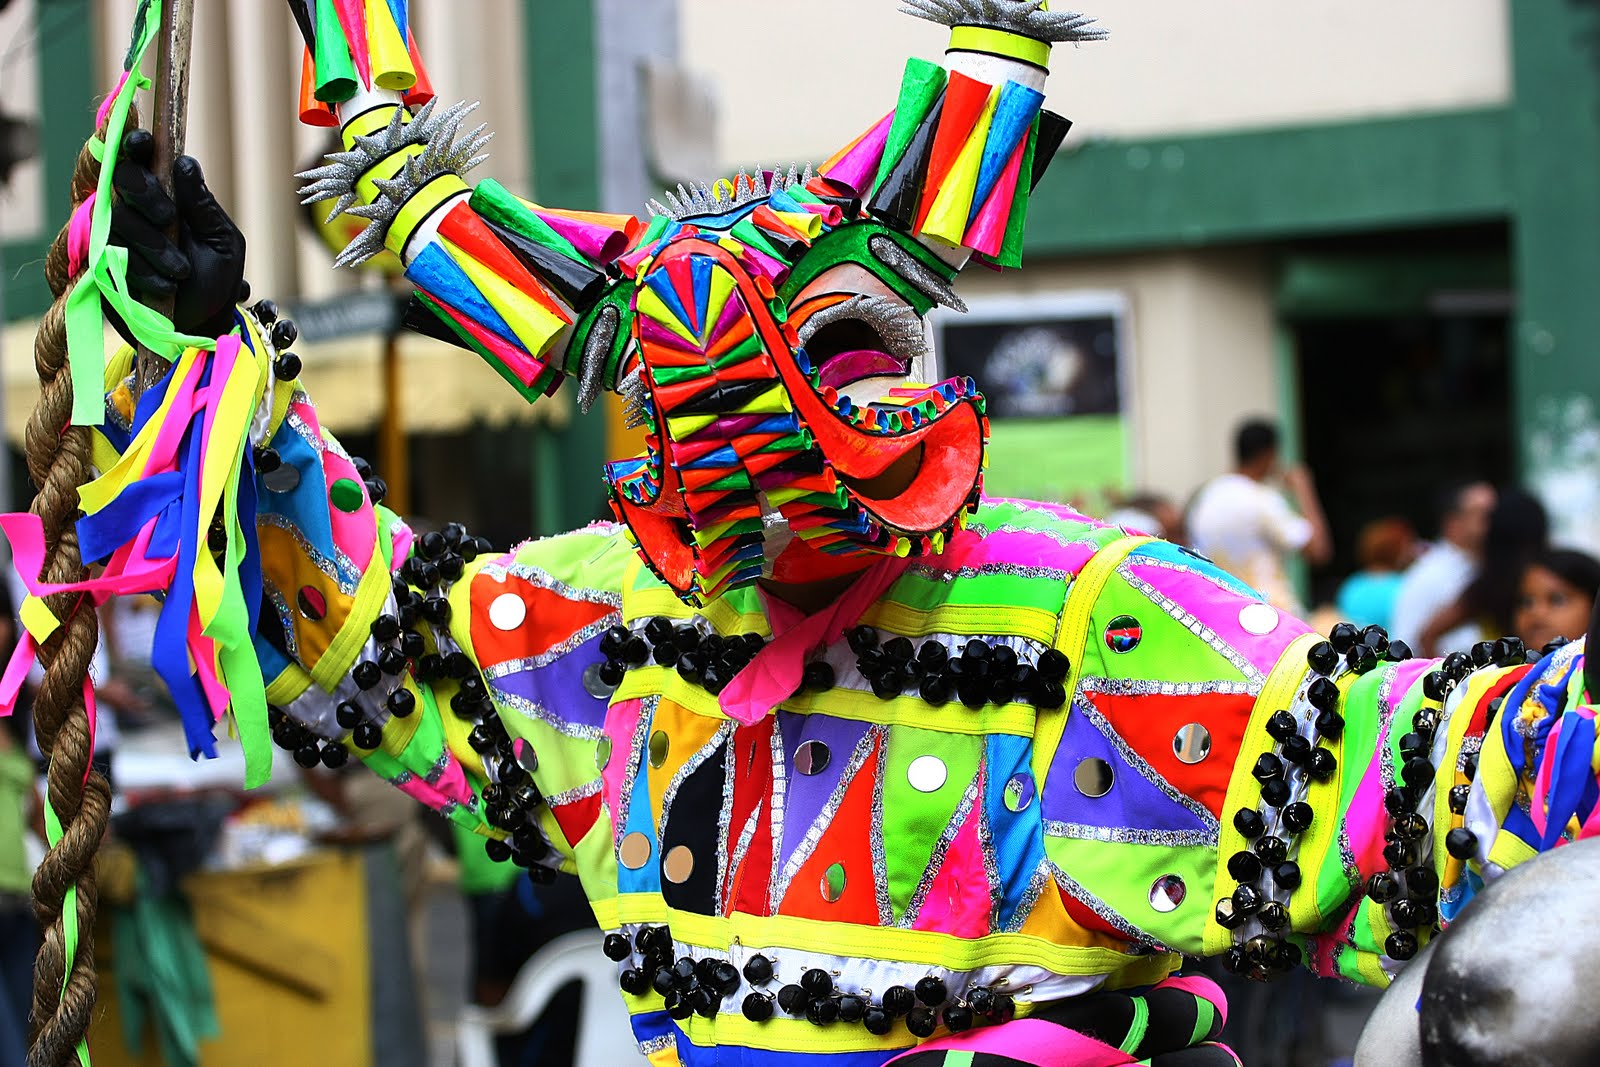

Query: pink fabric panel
[[910, 777, 991, 938], [602, 699, 645, 840], [1126, 561, 1313, 675]]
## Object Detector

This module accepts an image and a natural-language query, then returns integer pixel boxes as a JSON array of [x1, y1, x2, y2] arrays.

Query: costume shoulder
[[461, 521, 632, 694]]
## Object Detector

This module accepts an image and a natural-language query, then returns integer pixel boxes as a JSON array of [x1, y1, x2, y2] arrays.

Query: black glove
[[108, 129, 246, 339]]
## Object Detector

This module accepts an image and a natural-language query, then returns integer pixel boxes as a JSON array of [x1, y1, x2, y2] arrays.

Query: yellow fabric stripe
[[1434, 671, 1498, 880], [861, 601, 1062, 644], [364, 0, 416, 91], [592, 895, 1158, 976], [1030, 535, 1152, 788], [947, 25, 1053, 68], [264, 664, 312, 707], [310, 541, 392, 691], [1208, 633, 1319, 950], [389, 174, 471, 257], [341, 105, 399, 147]]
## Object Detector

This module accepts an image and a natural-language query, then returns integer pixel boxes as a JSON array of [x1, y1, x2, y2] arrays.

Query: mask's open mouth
[[798, 294, 924, 391]]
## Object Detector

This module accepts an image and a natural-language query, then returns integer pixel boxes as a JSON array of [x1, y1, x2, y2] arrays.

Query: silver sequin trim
[[905, 563, 1076, 584], [870, 744, 895, 926], [773, 726, 882, 906], [657, 723, 734, 838], [960, 521, 1098, 552], [1072, 694, 1220, 831], [637, 1035, 676, 1056], [902, 776, 982, 927], [544, 778, 602, 808], [767, 724, 787, 909], [262, 582, 301, 659], [491, 688, 607, 742], [1044, 821, 1217, 848], [1048, 859, 1168, 951], [1005, 863, 1053, 934], [476, 558, 623, 609], [714, 735, 738, 913], [1080, 676, 1254, 698], [1120, 568, 1265, 688], [483, 616, 620, 678], [613, 696, 657, 846], [258, 512, 362, 592]]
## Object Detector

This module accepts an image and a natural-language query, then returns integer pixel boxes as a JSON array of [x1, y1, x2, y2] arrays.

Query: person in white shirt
[[1187, 419, 1332, 613], [1388, 482, 1495, 651]]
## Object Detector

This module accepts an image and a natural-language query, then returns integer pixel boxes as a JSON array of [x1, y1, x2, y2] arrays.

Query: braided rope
[[25, 128, 117, 1067]]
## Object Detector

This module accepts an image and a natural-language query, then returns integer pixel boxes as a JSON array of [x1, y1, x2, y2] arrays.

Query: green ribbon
[[64, 0, 215, 427]]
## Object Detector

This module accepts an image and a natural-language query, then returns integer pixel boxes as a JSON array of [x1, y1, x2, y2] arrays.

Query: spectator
[[1187, 419, 1331, 612], [1513, 549, 1600, 653], [1335, 518, 1419, 631], [1389, 482, 1496, 651], [1106, 492, 1185, 543], [1419, 488, 1550, 655]]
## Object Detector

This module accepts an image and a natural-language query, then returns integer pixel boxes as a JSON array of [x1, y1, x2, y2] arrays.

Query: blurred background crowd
[[5, 0, 1600, 1065]]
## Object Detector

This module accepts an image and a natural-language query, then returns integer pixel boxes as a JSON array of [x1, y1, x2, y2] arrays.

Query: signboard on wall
[[934, 293, 1132, 509]]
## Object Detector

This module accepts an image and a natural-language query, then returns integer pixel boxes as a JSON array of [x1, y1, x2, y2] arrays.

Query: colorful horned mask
[[300, 0, 1097, 604]]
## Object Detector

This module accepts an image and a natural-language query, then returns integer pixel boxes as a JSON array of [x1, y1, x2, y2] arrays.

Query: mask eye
[[797, 294, 928, 390]]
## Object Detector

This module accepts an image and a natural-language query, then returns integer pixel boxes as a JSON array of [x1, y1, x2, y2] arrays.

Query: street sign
[[289, 291, 402, 343]]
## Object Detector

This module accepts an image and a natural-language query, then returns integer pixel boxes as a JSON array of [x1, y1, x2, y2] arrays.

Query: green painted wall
[[524, 0, 610, 534], [1026, 108, 1512, 257], [1509, 0, 1600, 482], [2, 0, 96, 322]]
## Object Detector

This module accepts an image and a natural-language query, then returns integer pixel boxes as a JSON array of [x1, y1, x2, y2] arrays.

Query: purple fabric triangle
[[1040, 696, 1212, 835], [774, 711, 875, 874]]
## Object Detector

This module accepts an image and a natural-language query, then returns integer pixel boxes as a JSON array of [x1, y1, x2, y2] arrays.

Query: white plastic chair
[[456, 929, 646, 1067]]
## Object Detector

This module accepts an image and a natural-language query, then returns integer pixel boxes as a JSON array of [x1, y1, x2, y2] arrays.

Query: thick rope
[[25, 130, 116, 1067]]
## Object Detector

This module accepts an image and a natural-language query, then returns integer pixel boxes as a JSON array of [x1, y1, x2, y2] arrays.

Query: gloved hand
[[108, 128, 246, 339]]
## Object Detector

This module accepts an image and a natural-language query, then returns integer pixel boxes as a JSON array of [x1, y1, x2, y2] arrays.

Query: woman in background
[[1513, 549, 1600, 652], [1420, 488, 1550, 655]]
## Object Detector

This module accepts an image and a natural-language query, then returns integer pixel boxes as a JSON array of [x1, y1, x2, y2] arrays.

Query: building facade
[[4, 1, 1598, 575]]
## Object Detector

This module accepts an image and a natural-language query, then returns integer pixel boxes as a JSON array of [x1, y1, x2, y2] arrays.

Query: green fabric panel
[[1313, 666, 1387, 912], [455, 820, 521, 894], [510, 522, 636, 589], [777, 223, 952, 316], [873, 57, 949, 196], [498, 712, 603, 807], [1042, 835, 1215, 954], [881, 726, 983, 921], [1190, 996, 1216, 1046], [469, 179, 587, 263], [882, 569, 1067, 616], [1090, 573, 1251, 686]]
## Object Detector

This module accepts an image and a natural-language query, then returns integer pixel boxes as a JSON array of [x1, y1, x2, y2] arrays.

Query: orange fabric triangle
[[778, 737, 883, 923], [468, 582, 614, 667], [1086, 691, 1253, 819]]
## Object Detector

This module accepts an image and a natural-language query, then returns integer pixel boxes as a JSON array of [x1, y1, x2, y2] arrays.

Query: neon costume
[[18, 1, 1600, 1064]]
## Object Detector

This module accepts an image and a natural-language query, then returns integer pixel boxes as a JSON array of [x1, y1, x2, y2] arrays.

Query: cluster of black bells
[[1216, 622, 1545, 976], [597, 619, 1071, 709], [847, 628, 1070, 709], [1365, 636, 1536, 961], [241, 296, 315, 480], [604, 925, 1015, 1035], [1217, 622, 1401, 979], [598, 619, 768, 696]]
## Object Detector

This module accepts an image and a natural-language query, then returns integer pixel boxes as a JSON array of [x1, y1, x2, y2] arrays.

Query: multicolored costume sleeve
[[40, 3, 1600, 1066]]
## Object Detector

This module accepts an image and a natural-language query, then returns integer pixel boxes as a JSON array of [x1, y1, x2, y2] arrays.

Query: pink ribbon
[[67, 194, 96, 276], [717, 556, 913, 725]]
